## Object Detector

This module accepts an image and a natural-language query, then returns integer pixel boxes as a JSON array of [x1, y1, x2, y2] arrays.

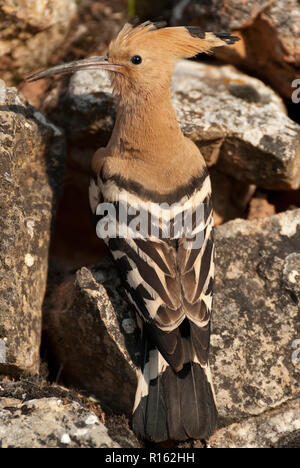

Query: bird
[[27, 21, 239, 442]]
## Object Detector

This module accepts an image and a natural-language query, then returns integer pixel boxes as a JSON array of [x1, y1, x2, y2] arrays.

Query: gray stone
[[283, 253, 300, 301], [173, 61, 300, 190], [212, 209, 300, 423], [48, 67, 116, 146], [209, 399, 300, 448], [0, 0, 77, 85], [54, 61, 300, 190], [43, 259, 138, 415], [0, 81, 65, 376], [0, 396, 119, 448]]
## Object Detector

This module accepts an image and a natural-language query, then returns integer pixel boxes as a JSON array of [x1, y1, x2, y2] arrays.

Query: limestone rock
[[43, 259, 138, 415], [247, 193, 276, 221], [0, 0, 77, 85], [0, 396, 119, 448], [45, 67, 116, 147], [0, 81, 65, 376], [49, 61, 300, 190], [173, 61, 300, 190], [212, 209, 300, 422], [209, 399, 300, 448]]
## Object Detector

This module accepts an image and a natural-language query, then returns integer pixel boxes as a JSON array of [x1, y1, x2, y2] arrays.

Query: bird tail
[[132, 338, 218, 442]]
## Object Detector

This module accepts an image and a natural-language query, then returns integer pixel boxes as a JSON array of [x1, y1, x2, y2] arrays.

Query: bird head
[[26, 21, 239, 98]]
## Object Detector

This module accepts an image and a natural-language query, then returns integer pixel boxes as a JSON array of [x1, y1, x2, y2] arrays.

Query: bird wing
[[89, 168, 214, 371], [177, 201, 214, 367]]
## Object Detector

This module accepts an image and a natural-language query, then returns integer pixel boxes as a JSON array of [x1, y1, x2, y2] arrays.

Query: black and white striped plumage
[[89, 165, 218, 442]]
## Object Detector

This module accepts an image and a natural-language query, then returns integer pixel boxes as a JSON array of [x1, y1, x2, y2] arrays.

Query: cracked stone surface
[[173, 61, 300, 190], [209, 399, 300, 448], [43, 258, 139, 415], [0, 0, 77, 85], [212, 209, 300, 423], [0, 81, 65, 375], [0, 397, 119, 448]]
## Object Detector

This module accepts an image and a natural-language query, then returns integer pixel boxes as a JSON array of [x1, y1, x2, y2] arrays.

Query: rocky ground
[[0, 0, 299, 448]]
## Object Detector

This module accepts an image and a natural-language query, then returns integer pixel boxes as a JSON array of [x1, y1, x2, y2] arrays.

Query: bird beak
[[26, 56, 121, 82]]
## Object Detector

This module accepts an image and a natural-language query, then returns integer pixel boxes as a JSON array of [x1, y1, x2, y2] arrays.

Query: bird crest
[[110, 20, 239, 60]]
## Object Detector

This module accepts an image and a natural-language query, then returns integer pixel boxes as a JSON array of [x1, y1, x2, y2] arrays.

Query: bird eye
[[131, 55, 142, 65]]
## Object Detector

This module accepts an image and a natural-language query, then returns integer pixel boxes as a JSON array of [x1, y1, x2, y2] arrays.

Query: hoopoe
[[27, 21, 239, 442]]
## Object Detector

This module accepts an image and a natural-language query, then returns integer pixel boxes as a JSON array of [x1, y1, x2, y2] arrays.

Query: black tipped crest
[[151, 20, 168, 30], [186, 26, 240, 45], [186, 26, 205, 39], [214, 32, 240, 44]]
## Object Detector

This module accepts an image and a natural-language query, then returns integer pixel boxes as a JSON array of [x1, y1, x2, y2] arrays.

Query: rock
[[0, 396, 119, 448], [210, 167, 256, 226], [149, 0, 300, 101], [0, 0, 77, 85], [47, 61, 300, 191], [247, 192, 276, 221], [173, 61, 300, 190], [0, 377, 139, 448], [43, 259, 138, 415], [282, 253, 300, 303], [209, 399, 300, 448], [105, 413, 141, 448], [45, 68, 116, 147], [44, 209, 300, 443], [212, 209, 300, 423], [0, 81, 65, 376]]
